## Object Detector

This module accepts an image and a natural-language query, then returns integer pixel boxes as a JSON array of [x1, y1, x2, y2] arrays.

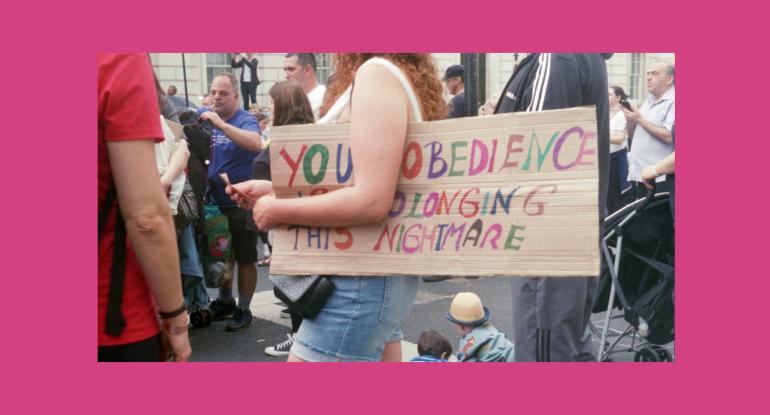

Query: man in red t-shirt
[[98, 53, 191, 361]]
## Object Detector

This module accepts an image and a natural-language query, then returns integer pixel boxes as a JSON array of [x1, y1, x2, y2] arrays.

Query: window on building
[[315, 53, 332, 85], [629, 53, 642, 101], [206, 53, 235, 92]]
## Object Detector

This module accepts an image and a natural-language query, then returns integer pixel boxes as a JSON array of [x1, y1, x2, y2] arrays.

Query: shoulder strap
[[105, 205, 128, 336], [98, 184, 116, 241], [98, 180, 127, 337], [317, 85, 352, 125], [319, 57, 424, 124], [360, 57, 423, 122]]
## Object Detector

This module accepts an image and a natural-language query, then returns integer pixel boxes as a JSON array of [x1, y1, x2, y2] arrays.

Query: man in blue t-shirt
[[198, 72, 263, 331]]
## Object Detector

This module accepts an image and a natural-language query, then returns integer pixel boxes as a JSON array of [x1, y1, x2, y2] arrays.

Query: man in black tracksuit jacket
[[495, 53, 611, 361]]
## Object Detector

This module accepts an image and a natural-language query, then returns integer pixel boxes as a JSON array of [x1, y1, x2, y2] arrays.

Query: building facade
[[151, 53, 674, 110]]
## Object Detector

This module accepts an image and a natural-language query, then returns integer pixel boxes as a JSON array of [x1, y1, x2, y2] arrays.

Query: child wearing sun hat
[[447, 292, 515, 362]]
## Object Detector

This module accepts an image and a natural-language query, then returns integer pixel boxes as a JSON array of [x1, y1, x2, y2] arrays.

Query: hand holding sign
[[268, 107, 601, 277], [252, 194, 279, 231]]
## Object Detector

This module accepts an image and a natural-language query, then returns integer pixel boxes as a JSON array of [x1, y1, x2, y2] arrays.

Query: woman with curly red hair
[[227, 53, 446, 362]]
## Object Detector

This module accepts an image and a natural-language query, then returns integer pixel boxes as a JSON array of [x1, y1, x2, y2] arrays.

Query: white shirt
[[155, 116, 186, 214], [307, 84, 327, 120], [627, 87, 675, 182], [609, 110, 627, 153]]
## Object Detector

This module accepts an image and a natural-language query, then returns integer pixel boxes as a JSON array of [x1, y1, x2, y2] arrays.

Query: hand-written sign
[[268, 107, 600, 277]]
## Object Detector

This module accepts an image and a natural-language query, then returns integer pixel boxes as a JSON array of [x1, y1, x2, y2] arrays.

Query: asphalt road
[[188, 256, 673, 362]]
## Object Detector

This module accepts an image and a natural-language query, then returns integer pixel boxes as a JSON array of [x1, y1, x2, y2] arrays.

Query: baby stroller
[[590, 190, 675, 362]]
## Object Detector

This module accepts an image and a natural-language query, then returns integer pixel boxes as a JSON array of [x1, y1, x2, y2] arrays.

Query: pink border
[[6, 0, 769, 413]]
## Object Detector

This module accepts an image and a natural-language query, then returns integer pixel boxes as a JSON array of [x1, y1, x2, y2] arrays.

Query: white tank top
[[318, 57, 423, 124]]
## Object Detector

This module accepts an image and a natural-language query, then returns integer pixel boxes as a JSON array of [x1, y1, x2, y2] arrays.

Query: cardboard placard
[[268, 107, 600, 277]]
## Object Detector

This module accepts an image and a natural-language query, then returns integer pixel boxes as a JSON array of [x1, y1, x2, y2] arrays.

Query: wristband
[[163, 314, 190, 335], [159, 303, 187, 319], [652, 165, 660, 177]]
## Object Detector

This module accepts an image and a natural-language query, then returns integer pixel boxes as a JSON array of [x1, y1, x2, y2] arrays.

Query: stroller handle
[[617, 189, 657, 234], [634, 188, 657, 214]]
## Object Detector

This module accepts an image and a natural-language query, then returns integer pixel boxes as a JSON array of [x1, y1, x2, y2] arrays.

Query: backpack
[[202, 205, 234, 288], [204, 205, 232, 263]]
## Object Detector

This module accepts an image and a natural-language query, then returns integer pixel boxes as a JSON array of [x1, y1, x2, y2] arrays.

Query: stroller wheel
[[191, 308, 213, 328], [634, 347, 661, 362], [651, 345, 672, 362]]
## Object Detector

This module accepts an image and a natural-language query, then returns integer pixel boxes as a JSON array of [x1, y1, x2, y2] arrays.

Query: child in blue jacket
[[447, 292, 515, 362]]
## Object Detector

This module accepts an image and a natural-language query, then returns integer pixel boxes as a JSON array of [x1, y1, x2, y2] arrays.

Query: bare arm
[[642, 152, 676, 179], [251, 63, 409, 229], [220, 122, 263, 152], [107, 140, 184, 312], [199, 112, 263, 152], [657, 152, 676, 175], [636, 116, 672, 144], [641, 152, 675, 190], [610, 130, 626, 146], [160, 139, 190, 193], [624, 107, 672, 144]]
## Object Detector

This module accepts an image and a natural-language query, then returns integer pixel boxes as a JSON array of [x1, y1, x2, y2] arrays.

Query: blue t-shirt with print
[[198, 108, 261, 208]]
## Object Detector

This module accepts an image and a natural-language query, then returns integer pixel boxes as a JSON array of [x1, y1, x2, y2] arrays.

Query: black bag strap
[[98, 180, 127, 337], [98, 185, 116, 242]]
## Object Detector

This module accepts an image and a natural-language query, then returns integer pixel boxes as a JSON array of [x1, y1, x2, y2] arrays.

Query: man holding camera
[[624, 62, 675, 198], [198, 72, 263, 331]]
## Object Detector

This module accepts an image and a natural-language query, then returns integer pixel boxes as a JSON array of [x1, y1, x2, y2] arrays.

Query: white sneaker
[[265, 333, 294, 356]]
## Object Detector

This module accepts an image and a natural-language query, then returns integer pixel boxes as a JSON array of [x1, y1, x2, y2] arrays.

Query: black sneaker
[[264, 333, 294, 356], [225, 307, 253, 331], [209, 297, 236, 321]]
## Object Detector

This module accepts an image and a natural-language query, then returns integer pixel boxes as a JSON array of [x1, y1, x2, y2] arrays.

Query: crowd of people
[[98, 52, 675, 362]]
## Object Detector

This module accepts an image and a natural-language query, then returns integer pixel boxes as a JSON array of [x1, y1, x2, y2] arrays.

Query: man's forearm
[[221, 123, 262, 152], [638, 116, 672, 144]]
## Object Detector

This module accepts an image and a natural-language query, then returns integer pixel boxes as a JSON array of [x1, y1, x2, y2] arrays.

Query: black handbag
[[174, 178, 198, 230], [269, 274, 334, 319]]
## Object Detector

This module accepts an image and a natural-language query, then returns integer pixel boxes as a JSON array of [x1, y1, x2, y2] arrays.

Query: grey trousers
[[511, 276, 598, 362]]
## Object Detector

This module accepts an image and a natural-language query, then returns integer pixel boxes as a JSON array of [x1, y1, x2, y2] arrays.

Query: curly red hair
[[319, 53, 448, 121]]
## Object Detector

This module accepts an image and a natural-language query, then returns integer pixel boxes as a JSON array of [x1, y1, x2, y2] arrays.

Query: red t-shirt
[[98, 53, 164, 347]]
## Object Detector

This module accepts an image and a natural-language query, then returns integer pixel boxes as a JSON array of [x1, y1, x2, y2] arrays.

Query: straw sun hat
[[446, 292, 490, 327]]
